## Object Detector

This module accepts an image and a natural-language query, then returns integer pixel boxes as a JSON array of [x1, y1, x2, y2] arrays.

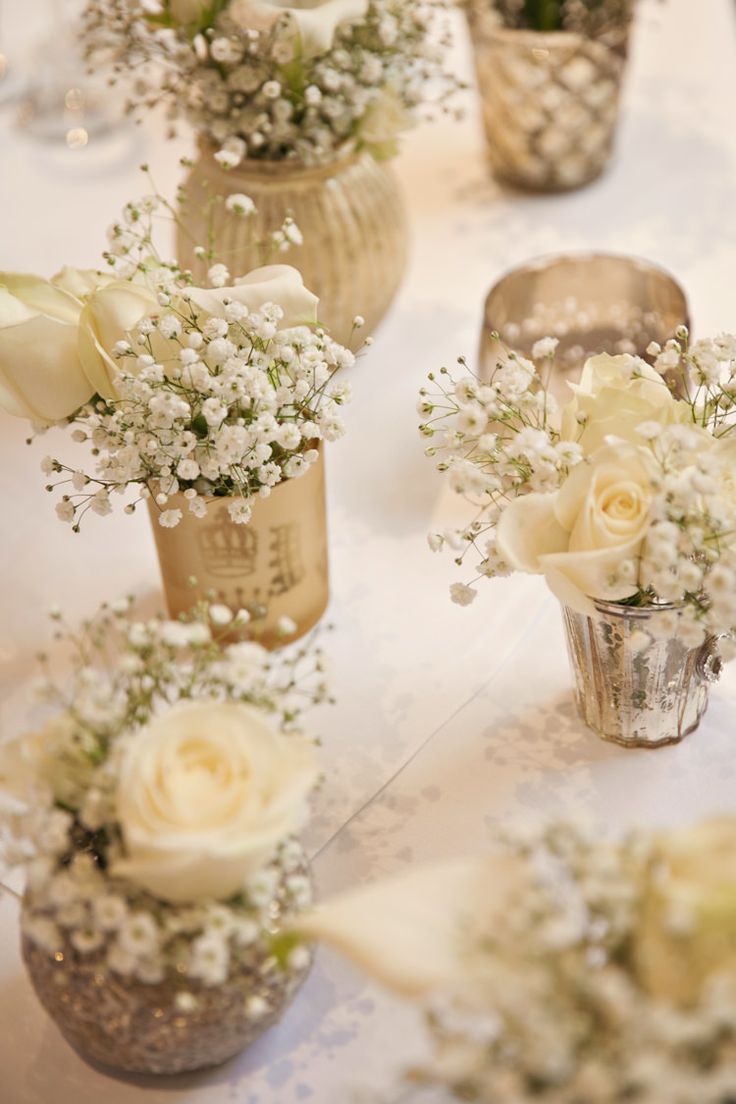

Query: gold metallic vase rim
[[195, 137, 365, 183], [483, 250, 690, 331], [467, 18, 631, 47], [148, 444, 324, 510]]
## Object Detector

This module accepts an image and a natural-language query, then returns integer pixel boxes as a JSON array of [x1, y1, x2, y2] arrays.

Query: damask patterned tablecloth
[[1, 0, 736, 1101]]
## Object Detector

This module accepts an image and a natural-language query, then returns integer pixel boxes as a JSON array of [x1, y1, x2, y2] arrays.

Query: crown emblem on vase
[[197, 519, 258, 578]]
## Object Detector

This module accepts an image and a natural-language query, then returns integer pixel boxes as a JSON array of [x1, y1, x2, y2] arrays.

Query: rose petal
[[296, 856, 519, 1000], [540, 538, 644, 607], [230, 0, 369, 58], [0, 273, 81, 324], [496, 492, 569, 574], [52, 266, 112, 300], [187, 264, 319, 329], [0, 312, 92, 422]]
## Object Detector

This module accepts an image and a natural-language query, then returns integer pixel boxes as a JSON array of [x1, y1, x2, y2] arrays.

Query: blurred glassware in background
[[479, 252, 690, 403], [464, 5, 633, 192], [17, 0, 123, 148], [0, 0, 27, 106]]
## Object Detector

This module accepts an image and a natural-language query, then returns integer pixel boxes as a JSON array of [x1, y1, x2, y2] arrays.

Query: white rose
[[230, 0, 369, 59], [168, 0, 210, 24], [359, 86, 412, 158], [111, 701, 318, 904], [78, 281, 159, 398], [186, 264, 319, 328], [0, 273, 93, 423], [0, 712, 97, 808], [497, 443, 656, 613], [52, 265, 114, 300], [297, 854, 526, 1002], [637, 818, 736, 1007], [561, 353, 688, 454]]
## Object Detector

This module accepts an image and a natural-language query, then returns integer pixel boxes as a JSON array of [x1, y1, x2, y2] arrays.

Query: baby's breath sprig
[[421, 330, 736, 651], [30, 172, 355, 533], [82, 0, 463, 168], [35, 594, 331, 737], [0, 594, 328, 990], [420, 339, 581, 605]]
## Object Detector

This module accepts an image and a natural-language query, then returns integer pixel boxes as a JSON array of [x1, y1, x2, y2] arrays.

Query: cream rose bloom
[[111, 701, 318, 904], [561, 353, 687, 454], [636, 818, 736, 1007], [497, 443, 657, 613], [78, 280, 159, 399], [0, 263, 320, 417], [0, 274, 93, 423], [230, 0, 369, 58], [0, 713, 97, 808], [52, 265, 114, 300], [186, 264, 319, 328], [297, 854, 524, 1001]]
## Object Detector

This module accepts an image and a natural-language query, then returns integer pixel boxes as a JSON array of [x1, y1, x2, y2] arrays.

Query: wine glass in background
[[0, 0, 28, 106], [18, 0, 126, 148]]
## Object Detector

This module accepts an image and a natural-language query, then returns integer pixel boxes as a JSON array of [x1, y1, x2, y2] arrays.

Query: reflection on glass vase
[[178, 143, 410, 346], [562, 599, 721, 748], [148, 449, 329, 649], [465, 14, 631, 191]]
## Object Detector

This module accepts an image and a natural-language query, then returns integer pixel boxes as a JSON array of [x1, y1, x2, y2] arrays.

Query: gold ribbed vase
[[465, 17, 631, 192], [148, 450, 329, 649], [178, 145, 410, 346]]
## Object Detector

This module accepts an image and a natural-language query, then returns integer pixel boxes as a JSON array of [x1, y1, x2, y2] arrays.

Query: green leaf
[[270, 931, 303, 970]]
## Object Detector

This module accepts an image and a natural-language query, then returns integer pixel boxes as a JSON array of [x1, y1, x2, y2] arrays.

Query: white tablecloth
[[2, 1, 736, 1100]]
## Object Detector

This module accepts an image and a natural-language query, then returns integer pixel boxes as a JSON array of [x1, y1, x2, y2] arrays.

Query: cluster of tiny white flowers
[[422, 331, 736, 645], [419, 353, 583, 606], [1, 597, 328, 989], [417, 823, 736, 1103], [20, 833, 311, 990], [653, 331, 736, 432], [42, 210, 353, 531], [102, 181, 300, 279], [629, 424, 736, 649], [82, 0, 461, 166]]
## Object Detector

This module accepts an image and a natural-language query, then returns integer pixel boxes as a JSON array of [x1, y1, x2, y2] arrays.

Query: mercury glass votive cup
[[479, 252, 689, 403], [562, 600, 721, 748]]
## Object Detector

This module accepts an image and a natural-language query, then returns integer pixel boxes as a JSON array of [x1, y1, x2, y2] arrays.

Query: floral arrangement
[[419, 333, 736, 651], [299, 818, 736, 1102], [82, 0, 461, 167], [464, 0, 635, 35], [0, 183, 355, 531], [0, 596, 327, 995]]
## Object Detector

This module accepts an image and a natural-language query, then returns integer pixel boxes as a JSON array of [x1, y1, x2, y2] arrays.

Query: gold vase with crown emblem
[[148, 448, 328, 648]]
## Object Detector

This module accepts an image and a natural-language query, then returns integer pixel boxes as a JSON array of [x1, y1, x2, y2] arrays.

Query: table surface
[[2, 1, 736, 1101]]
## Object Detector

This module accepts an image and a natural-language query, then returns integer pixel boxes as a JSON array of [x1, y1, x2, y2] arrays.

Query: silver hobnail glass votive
[[464, 13, 631, 192]]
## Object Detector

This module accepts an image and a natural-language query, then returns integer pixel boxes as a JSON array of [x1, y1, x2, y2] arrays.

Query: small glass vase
[[147, 450, 329, 648], [21, 858, 313, 1076], [562, 600, 721, 748], [478, 252, 690, 402], [465, 15, 631, 192], [178, 143, 410, 346]]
